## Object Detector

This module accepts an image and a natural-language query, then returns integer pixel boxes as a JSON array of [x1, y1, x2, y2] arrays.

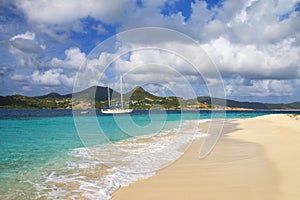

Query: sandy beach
[[112, 114, 300, 200]]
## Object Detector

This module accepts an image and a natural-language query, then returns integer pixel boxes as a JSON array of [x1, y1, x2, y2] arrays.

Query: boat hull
[[101, 109, 133, 114]]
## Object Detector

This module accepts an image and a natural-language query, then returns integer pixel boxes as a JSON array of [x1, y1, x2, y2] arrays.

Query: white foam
[[33, 120, 207, 200]]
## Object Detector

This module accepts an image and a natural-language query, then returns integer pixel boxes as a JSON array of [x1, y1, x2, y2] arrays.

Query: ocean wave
[[33, 120, 207, 199]]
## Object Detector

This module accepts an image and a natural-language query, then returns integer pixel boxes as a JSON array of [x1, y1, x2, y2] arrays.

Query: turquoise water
[[0, 109, 299, 199]]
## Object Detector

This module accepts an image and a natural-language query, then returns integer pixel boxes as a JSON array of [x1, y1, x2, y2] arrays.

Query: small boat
[[101, 108, 133, 114], [101, 76, 133, 114], [80, 110, 89, 114]]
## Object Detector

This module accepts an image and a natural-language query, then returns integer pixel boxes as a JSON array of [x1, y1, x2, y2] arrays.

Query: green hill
[[0, 86, 299, 110], [197, 96, 300, 110], [288, 102, 300, 109], [37, 92, 71, 99], [124, 86, 180, 109], [0, 94, 71, 109]]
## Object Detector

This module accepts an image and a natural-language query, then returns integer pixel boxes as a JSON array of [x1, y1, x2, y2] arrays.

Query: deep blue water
[[0, 109, 299, 198]]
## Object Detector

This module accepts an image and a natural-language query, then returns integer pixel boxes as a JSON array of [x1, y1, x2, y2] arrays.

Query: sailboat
[[101, 76, 133, 114]]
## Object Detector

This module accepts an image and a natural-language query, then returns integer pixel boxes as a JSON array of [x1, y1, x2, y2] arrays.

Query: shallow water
[[0, 109, 298, 199]]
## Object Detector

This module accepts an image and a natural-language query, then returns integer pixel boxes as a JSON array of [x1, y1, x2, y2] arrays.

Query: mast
[[120, 76, 124, 109], [107, 84, 111, 108]]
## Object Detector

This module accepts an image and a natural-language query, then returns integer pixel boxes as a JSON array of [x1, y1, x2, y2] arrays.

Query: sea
[[0, 109, 299, 199]]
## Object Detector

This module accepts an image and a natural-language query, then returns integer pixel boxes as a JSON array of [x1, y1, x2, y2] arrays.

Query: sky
[[0, 0, 300, 103]]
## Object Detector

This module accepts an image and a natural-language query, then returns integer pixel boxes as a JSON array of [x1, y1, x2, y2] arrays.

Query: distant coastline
[[1, 85, 300, 110]]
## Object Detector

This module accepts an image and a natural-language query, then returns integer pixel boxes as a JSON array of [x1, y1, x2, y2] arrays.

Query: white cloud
[[208, 0, 300, 44], [16, 0, 133, 24], [9, 31, 45, 67], [65, 39, 214, 94], [14, 0, 135, 40], [10, 74, 28, 82], [10, 31, 35, 41], [108, 43, 214, 90], [50, 47, 86, 69], [30, 69, 74, 87], [60, 73, 75, 87], [9, 32, 45, 53], [70, 51, 116, 91], [31, 69, 61, 86], [10, 68, 75, 88], [202, 37, 300, 80], [226, 78, 295, 97]]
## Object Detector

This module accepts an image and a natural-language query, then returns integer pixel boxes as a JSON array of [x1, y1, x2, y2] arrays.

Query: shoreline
[[112, 114, 300, 200], [1, 107, 300, 112]]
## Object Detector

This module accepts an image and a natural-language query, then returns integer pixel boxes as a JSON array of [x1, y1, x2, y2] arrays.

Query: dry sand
[[112, 114, 300, 200]]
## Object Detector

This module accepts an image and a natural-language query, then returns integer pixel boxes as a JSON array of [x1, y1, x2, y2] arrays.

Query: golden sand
[[112, 114, 300, 200]]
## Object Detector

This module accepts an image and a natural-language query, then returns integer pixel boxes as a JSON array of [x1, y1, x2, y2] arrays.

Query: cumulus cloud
[[13, 0, 136, 40], [190, 0, 300, 44], [50, 47, 86, 69], [31, 70, 61, 86], [73, 51, 115, 91], [16, 0, 133, 24], [30, 69, 74, 87], [111, 48, 207, 90], [10, 68, 75, 90], [225, 78, 295, 97], [202, 37, 300, 80]]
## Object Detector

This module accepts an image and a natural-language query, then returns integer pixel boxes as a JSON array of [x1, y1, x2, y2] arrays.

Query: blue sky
[[0, 0, 300, 103]]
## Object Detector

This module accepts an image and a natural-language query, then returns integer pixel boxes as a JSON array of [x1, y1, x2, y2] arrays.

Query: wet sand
[[112, 114, 300, 200]]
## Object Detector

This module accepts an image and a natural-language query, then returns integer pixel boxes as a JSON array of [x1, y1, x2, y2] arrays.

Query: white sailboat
[[101, 77, 133, 114]]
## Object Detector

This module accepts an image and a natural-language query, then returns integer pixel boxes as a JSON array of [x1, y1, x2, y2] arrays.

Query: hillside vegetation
[[1, 86, 299, 110]]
